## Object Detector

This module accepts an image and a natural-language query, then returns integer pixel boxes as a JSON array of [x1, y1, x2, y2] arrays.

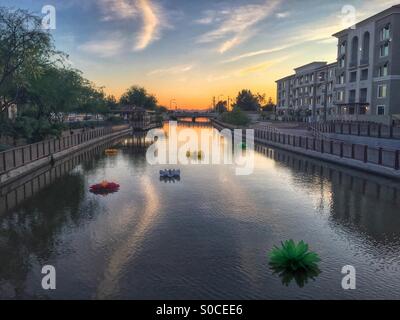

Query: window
[[361, 69, 368, 80], [380, 24, 391, 41], [310, 74, 314, 82], [349, 90, 356, 103], [378, 84, 387, 98], [362, 32, 370, 63], [329, 69, 334, 78], [351, 36, 359, 66], [350, 71, 357, 83], [380, 43, 389, 57], [339, 57, 345, 68], [378, 63, 388, 77], [337, 91, 344, 101], [340, 42, 346, 54], [377, 105, 385, 115], [338, 73, 345, 84], [360, 88, 367, 103]]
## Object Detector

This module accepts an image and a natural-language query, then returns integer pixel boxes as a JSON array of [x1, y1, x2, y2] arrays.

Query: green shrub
[[220, 108, 250, 127], [269, 240, 320, 272]]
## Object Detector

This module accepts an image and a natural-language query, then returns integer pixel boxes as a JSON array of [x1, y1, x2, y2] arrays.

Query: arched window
[[351, 37, 359, 65], [351, 36, 359, 66], [362, 32, 370, 64]]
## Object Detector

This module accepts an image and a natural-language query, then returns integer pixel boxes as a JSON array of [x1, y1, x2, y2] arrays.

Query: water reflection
[[270, 266, 322, 288], [0, 124, 399, 299]]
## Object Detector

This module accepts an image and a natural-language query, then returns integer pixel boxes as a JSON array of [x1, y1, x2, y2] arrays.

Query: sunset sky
[[3, 0, 400, 109]]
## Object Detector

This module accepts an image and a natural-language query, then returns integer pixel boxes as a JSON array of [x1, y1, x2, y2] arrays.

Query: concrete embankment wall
[[211, 119, 400, 180], [0, 126, 131, 186]]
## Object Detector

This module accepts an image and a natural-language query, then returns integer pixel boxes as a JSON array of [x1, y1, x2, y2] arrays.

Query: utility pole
[[213, 96, 216, 110]]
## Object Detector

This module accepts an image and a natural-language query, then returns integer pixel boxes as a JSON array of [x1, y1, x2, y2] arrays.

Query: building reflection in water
[[255, 144, 400, 244]]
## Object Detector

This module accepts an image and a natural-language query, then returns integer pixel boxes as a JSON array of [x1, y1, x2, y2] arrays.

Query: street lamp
[[170, 99, 177, 111]]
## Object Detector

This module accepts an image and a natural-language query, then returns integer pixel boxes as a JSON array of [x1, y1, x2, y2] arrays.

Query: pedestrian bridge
[[171, 111, 217, 122]]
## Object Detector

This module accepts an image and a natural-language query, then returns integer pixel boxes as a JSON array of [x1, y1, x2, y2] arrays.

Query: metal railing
[[0, 125, 129, 176], [254, 128, 400, 170]]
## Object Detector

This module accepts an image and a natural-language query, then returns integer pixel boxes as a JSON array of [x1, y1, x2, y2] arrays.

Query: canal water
[[1, 122, 400, 299]]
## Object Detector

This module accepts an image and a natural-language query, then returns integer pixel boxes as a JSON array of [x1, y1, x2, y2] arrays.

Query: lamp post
[[170, 99, 177, 111]]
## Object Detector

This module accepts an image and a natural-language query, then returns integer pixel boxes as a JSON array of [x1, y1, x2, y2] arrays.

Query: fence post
[[313, 138, 316, 151], [351, 144, 355, 159], [330, 140, 333, 154], [395, 150, 399, 170], [357, 123, 361, 136], [306, 137, 308, 150], [321, 139, 324, 153]]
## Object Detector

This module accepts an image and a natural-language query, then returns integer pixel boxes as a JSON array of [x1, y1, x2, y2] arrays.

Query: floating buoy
[[105, 149, 118, 155], [197, 151, 203, 160], [160, 169, 181, 178], [186, 150, 191, 158], [90, 181, 120, 195]]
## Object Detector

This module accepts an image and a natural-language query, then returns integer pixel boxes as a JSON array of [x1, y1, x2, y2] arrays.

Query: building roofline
[[333, 5, 400, 38], [294, 61, 327, 72], [275, 74, 295, 83]]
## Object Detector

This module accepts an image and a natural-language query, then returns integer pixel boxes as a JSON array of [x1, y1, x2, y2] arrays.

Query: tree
[[215, 100, 227, 114], [105, 95, 118, 110], [0, 7, 62, 115], [262, 97, 276, 112], [27, 66, 84, 121], [120, 85, 157, 110], [232, 89, 262, 112]]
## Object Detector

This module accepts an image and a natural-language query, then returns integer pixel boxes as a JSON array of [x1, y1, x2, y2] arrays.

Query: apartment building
[[276, 5, 400, 124], [276, 62, 336, 122]]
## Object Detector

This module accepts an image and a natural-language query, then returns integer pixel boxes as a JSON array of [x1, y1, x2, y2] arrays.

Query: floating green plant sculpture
[[269, 240, 321, 287]]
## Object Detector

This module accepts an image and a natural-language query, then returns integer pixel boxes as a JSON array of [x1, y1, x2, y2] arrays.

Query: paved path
[[255, 121, 400, 150]]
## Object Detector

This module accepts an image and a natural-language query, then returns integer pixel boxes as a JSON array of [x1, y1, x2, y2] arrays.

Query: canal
[[0, 122, 400, 299]]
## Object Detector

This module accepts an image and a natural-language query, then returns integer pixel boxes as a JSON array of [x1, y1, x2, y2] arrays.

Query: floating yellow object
[[105, 149, 118, 155], [186, 150, 191, 158], [198, 151, 203, 160]]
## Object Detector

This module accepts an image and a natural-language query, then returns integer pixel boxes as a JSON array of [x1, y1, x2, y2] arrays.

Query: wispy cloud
[[97, 0, 166, 52], [222, 14, 342, 64], [207, 56, 289, 82], [276, 11, 291, 19], [134, 0, 160, 51], [197, 0, 282, 53], [148, 64, 194, 76], [79, 38, 123, 58]]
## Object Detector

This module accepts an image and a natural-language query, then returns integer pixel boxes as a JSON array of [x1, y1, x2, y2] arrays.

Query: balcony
[[349, 61, 358, 69], [360, 59, 369, 66]]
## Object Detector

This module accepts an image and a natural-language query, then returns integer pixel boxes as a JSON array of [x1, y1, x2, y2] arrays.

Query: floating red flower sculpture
[[90, 181, 120, 195]]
